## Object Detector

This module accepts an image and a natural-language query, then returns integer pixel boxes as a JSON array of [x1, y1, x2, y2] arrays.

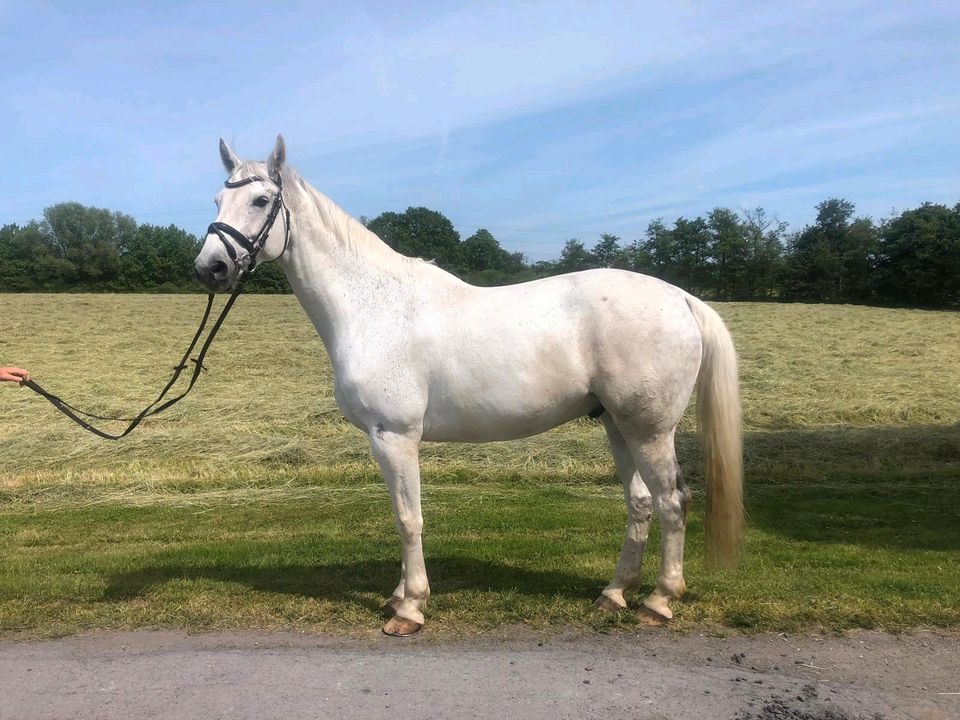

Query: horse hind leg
[[594, 414, 654, 613], [624, 429, 690, 623]]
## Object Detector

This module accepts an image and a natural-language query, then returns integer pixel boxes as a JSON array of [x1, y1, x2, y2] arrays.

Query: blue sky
[[2, 1, 958, 261]]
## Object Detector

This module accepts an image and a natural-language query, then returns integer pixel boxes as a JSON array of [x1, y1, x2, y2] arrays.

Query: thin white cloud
[[2, 0, 959, 258]]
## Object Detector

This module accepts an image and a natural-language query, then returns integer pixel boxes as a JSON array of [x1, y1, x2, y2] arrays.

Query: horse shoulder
[[330, 327, 428, 432]]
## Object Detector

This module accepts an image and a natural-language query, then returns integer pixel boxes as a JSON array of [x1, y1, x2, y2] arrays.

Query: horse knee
[[394, 512, 423, 541]]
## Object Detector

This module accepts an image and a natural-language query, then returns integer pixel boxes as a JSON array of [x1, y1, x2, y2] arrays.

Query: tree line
[[2, 198, 959, 308], [0, 202, 288, 294]]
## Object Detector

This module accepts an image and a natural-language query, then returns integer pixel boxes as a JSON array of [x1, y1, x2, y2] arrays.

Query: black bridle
[[21, 172, 290, 440], [207, 172, 291, 273]]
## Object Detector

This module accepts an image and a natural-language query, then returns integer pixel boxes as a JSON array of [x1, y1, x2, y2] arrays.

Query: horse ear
[[267, 134, 286, 182], [219, 138, 241, 174]]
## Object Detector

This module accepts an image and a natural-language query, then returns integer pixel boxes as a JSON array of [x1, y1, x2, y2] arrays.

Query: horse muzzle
[[195, 253, 237, 293]]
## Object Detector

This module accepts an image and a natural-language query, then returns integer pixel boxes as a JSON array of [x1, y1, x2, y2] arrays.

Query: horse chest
[[330, 353, 425, 433]]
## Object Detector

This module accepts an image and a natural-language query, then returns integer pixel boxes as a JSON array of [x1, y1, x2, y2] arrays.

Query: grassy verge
[[1, 295, 958, 637], [2, 428, 958, 638]]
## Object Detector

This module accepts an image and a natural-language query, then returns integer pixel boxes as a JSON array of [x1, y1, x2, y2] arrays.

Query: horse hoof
[[593, 595, 626, 614], [637, 604, 671, 627], [382, 616, 423, 637], [380, 595, 403, 618]]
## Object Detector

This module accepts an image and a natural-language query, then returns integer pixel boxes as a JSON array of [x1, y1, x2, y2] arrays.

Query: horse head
[[194, 135, 290, 292]]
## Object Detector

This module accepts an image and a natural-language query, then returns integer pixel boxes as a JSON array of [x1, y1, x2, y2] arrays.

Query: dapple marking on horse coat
[[195, 136, 744, 636]]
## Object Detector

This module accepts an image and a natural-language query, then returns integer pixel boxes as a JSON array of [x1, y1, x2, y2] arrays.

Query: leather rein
[[21, 173, 289, 440]]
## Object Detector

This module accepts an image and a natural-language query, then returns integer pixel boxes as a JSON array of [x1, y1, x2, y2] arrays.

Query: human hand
[[0, 367, 31, 384]]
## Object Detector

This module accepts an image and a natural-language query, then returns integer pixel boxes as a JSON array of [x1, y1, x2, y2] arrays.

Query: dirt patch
[[0, 629, 956, 720], [735, 685, 885, 720]]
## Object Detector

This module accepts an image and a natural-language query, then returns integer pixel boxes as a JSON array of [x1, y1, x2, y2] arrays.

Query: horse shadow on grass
[[710, 422, 960, 552], [101, 423, 960, 608], [101, 556, 606, 611]]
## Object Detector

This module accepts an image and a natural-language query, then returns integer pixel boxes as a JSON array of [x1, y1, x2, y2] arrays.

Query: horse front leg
[[369, 426, 429, 636]]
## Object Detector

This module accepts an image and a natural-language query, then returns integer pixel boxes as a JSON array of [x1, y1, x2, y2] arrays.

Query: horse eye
[[253, 196, 270, 207]]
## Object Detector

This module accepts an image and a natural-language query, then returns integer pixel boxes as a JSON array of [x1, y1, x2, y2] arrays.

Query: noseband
[[207, 173, 291, 274]]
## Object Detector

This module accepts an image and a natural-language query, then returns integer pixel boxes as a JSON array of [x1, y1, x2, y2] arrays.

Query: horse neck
[[276, 176, 450, 352]]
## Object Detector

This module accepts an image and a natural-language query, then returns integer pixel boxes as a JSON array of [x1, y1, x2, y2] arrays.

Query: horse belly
[[421, 395, 595, 441], [420, 357, 596, 442]]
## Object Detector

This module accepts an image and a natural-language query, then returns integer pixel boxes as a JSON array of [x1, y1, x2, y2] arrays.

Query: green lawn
[[1, 294, 958, 637]]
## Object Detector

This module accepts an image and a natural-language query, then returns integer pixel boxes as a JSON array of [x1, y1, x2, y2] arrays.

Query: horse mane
[[232, 160, 439, 278]]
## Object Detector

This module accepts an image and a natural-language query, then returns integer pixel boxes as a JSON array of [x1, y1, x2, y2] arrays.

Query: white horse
[[195, 136, 743, 636]]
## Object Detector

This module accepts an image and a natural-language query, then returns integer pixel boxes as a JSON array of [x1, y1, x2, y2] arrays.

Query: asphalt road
[[1, 629, 957, 720]]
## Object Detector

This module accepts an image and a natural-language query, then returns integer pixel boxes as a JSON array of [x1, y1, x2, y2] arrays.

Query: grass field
[[1, 293, 958, 638]]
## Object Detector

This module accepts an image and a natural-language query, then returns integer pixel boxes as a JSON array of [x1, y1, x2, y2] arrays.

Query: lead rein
[[22, 283, 243, 440]]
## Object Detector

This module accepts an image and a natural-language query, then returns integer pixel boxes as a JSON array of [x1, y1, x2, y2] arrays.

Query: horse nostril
[[210, 261, 228, 278]]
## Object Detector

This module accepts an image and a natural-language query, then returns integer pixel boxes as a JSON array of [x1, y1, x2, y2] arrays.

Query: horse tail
[[685, 295, 743, 569]]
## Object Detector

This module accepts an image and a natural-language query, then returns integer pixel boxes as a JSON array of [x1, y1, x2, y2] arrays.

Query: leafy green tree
[[635, 219, 674, 280], [1, 223, 38, 290], [840, 217, 878, 304], [702, 207, 787, 300], [120, 224, 200, 290], [0, 220, 76, 290], [503, 251, 527, 274], [617, 238, 651, 274], [557, 239, 596, 273], [740, 208, 786, 300], [876, 202, 960, 308], [591, 233, 623, 268], [41, 202, 134, 288], [461, 228, 507, 272], [530, 259, 560, 277], [707, 208, 747, 300], [783, 199, 877, 303], [367, 207, 463, 271], [671, 217, 711, 295]]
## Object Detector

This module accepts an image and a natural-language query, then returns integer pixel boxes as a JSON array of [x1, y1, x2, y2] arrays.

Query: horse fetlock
[[641, 574, 687, 620], [594, 590, 628, 613], [380, 594, 404, 618], [657, 576, 687, 600]]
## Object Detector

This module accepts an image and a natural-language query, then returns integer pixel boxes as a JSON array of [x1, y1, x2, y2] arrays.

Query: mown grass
[[0, 294, 958, 638]]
